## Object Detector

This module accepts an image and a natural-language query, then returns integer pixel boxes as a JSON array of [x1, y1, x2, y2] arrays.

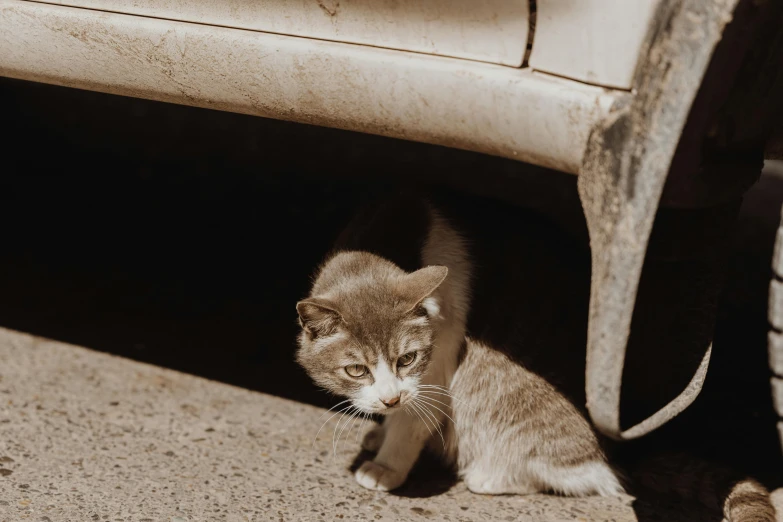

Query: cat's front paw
[[355, 460, 406, 491], [360, 424, 385, 453]]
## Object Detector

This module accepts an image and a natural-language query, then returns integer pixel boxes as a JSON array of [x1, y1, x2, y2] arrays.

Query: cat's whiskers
[[416, 393, 454, 411], [330, 408, 348, 459], [417, 384, 462, 398], [417, 384, 461, 396], [418, 383, 448, 388], [407, 401, 445, 449], [417, 385, 473, 410], [415, 395, 457, 427], [343, 408, 365, 453], [410, 398, 446, 449], [355, 412, 369, 445], [313, 404, 353, 449], [405, 402, 433, 438], [333, 406, 361, 459], [317, 399, 352, 420], [418, 389, 476, 413]]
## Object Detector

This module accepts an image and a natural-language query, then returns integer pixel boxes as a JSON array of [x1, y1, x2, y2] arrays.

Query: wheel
[[767, 206, 783, 453]]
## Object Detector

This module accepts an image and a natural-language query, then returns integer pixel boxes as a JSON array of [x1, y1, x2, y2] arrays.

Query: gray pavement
[[0, 327, 730, 522]]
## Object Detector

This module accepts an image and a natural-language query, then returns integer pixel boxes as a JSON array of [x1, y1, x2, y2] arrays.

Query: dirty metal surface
[[530, 0, 661, 89], [0, 0, 617, 173], [33, 0, 530, 67], [577, 0, 740, 440]]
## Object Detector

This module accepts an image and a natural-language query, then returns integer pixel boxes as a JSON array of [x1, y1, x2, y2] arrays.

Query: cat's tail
[[630, 452, 775, 522]]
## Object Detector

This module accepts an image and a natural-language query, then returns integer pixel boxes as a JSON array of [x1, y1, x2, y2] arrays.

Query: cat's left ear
[[296, 297, 343, 337], [398, 265, 448, 313]]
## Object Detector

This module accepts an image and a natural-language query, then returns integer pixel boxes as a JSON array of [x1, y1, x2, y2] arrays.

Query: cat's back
[[430, 189, 592, 406]]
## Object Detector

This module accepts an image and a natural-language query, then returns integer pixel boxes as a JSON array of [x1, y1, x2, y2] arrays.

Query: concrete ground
[[6, 326, 781, 522], [0, 327, 637, 522]]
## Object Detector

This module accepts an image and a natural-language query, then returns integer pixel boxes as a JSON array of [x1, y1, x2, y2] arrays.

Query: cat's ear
[[296, 297, 343, 337], [398, 265, 448, 312]]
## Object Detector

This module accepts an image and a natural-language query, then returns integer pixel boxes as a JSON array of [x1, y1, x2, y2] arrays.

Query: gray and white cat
[[295, 192, 774, 520], [296, 192, 621, 496]]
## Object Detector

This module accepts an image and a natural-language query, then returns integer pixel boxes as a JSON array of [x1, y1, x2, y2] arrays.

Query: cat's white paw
[[360, 424, 385, 453], [355, 460, 406, 491]]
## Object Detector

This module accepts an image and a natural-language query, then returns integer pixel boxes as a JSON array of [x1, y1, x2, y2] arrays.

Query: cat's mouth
[[378, 391, 411, 412], [359, 400, 406, 415], [367, 403, 401, 415]]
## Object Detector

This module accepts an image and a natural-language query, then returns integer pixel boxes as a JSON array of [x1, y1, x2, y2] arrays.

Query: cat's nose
[[380, 396, 400, 408]]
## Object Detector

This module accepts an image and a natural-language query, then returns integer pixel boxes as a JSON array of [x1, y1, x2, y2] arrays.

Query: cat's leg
[[355, 324, 461, 490], [360, 421, 386, 453], [355, 409, 431, 491]]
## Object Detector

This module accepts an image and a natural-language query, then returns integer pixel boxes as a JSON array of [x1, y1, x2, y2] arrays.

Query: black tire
[[767, 210, 783, 453]]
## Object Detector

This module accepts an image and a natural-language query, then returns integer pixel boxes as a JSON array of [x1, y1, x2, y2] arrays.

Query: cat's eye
[[397, 352, 417, 368], [345, 364, 368, 378]]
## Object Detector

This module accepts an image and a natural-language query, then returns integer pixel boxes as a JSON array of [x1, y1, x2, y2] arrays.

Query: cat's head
[[296, 252, 447, 415]]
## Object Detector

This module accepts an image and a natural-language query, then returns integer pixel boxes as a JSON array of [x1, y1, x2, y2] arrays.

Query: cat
[[295, 189, 775, 520]]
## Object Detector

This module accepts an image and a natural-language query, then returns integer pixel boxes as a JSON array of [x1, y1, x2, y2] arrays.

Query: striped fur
[[443, 337, 624, 497]]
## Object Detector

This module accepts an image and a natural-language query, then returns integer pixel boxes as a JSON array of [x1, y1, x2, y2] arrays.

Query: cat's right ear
[[296, 297, 343, 338]]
